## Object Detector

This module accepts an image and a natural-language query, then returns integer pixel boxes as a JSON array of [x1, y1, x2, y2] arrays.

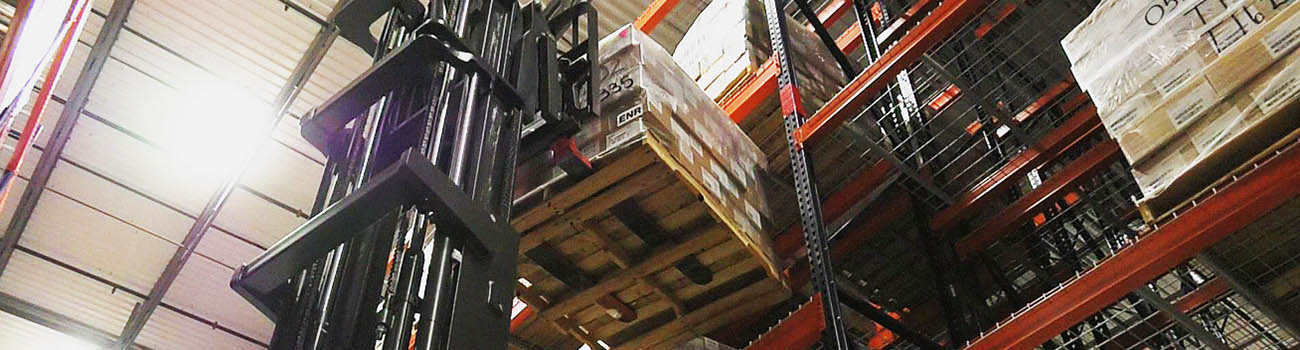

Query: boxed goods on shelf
[[1133, 49, 1300, 213], [510, 26, 789, 350], [671, 0, 863, 192], [1067, 0, 1300, 162], [1064, 0, 1300, 214], [672, 0, 844, 105]]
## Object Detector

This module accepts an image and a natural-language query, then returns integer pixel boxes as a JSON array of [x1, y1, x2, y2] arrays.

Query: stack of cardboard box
[[1064, 0, 1300, 207], [671, 0, 844, 105], [670, 0, 861, 196], [579, 25, 779, 258]]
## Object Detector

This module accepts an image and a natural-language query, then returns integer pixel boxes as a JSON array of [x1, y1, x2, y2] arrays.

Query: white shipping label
[[616, 105, 644, 127], [1167, 82, 1218, 128], [1153, 54, 1207, 97], [606, 119, 645, 150], [713, 163, 738, 200], [1265, 9, 1300, 57], [701, 172, 721, 201], [744, 202, 762, 230], [672, 119, 696, 164], [1254, 64, 1300, 113], [1203, 5, 1267, 54], [1190, 106, 1242, 152], [1105, 98, 1154, 133], [731, 159, 748, 187]]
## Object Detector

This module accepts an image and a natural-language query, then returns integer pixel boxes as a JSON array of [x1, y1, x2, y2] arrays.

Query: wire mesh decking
[[812, 0, 1097, 210], [767, 0, 1300, 349]]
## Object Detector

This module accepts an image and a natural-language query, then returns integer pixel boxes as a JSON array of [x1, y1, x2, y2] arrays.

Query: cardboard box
[[1091, 0, 1300, 162], [1071, 0, 1294, 110], [1132, 45, 1300, 201], [672, 0, 845, 104], [588, 25, 778, 234]]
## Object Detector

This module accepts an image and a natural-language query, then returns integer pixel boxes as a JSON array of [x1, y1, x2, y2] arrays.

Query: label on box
[[1190, 106, 1242, 152], [671, 119, 695, 164], [731, 158, 748, 187], [1153, 54, 1206, 97], [744, 202, 762, 231], [712, 162, 738, 200], [616, 105, 644, 127], [607, 119, 645, 149], [1167, 82, 1218, 128], [701, 172, 721, 201], [1203, 5, 1267, 54], [1265, 9, 1300, 57], [1106, 98, 1153, 133], [1253, 63, 1300, 113]]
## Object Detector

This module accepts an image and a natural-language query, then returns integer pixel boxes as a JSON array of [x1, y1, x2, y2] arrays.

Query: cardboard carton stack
[[672, 0, 844, 104], [584, 25, 780, 240], [510, 26, 792, 350], [1064, 0, 1300, 211], [671, 0, 859, 191]]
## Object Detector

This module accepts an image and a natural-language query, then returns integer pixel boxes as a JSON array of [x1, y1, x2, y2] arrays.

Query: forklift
[[229, 0, 597, 349]]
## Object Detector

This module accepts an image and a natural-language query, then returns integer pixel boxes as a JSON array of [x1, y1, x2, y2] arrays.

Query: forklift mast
[[229, 0, 597, 349]]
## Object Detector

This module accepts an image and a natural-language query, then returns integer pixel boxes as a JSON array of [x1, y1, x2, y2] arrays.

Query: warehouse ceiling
[[0, 0, 718, 348]]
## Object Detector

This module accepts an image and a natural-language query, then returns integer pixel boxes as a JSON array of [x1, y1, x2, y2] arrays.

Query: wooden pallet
[[512, 135, 789, 350]]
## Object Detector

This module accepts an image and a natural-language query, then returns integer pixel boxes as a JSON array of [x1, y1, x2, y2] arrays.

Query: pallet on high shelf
[[511, 134, 789, 350]]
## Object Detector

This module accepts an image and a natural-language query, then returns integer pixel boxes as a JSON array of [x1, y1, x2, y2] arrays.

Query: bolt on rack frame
[[228, 0, 597, 349]]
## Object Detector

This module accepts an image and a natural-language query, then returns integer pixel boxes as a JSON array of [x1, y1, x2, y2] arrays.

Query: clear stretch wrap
[[1064, 0, 1300, 162], [580, 25, 779, 259], [671, 0, 844, 104], [1133, 47, 1300, 199]]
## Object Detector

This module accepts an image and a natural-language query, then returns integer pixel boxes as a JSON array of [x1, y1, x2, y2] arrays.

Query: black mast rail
[[230, 1, 597, 349]]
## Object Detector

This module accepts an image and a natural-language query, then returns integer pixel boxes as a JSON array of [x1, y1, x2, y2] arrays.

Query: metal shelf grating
[[820, 0, 1096, 212]]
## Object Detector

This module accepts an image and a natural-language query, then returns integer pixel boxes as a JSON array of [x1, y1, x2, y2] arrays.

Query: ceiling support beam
[[964, 133, 1300, 350], [0, 292, 122, 348], [110, 8, 343, 348], [0, 0, 137, 279], [1197, 253, 1300, 338]]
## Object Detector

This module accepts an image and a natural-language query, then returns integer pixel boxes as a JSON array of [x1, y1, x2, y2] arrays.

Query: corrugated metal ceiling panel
[[213, 186, 308, 248], [135, 305, 264, 350], [0, 251, 139, 338], [20, 188, 175, 292], [195, 226, 265, 268], [61, 115, 222, 215], [0, 309, 101, 349], [45, 158, 194, 244], [126, 0, 317, 105], [161, 254, 273, 342], [242, 136, 325, 214]]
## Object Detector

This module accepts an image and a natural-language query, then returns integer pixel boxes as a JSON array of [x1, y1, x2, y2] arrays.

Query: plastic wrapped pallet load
[[671, 0, 860, 193], [1063, 0, 1300, 214], [672, 0, 844, 104], [510, 25, 793, 350], [586, 24, 780, 238]]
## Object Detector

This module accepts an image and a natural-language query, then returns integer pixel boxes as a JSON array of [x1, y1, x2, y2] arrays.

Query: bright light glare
[[46, 333, 98, 350], [155, 80, 271, 183]]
